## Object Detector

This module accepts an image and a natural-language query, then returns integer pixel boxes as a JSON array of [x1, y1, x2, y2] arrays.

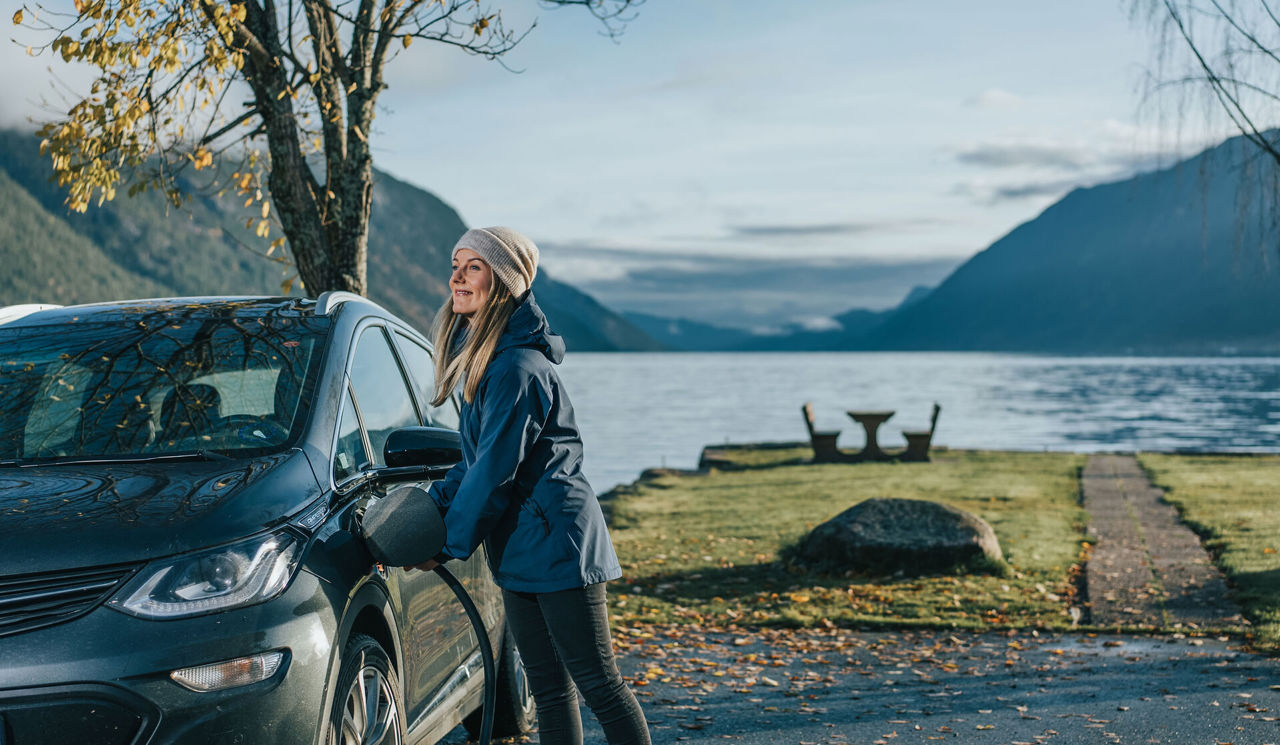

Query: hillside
[[0, 129, 661, 351], [0, 168, 169, 304], [857, 135, 1280, 354], [622, 311, 753, 351]]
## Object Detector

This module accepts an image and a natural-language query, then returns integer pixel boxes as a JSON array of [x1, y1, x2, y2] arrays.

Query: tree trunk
[[235, 0, 370, 297]]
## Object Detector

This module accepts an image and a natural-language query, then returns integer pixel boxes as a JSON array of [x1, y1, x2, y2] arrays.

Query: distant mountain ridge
[[630, 284, 935, 351], [0, 129, 663, 352], [622, 311, 754, 351], [857, 134, 1280, 354], [702, 134, 1280, 354]]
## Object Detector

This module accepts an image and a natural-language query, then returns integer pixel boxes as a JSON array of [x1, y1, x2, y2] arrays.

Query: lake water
[[556, 352, 1280, 492]]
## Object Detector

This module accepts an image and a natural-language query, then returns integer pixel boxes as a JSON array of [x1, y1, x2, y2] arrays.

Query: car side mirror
[[383, 426, 462, 469]]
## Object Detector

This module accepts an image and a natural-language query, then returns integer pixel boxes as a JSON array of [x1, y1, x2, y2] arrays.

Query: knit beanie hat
[[452, 226, 539, 298]]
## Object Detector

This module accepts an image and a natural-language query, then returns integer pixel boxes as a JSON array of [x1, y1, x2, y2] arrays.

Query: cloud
[[727, 218, 951, 239], [797, 316, 842, 332], [964, 88, 1023, 108], [538, 241, 962, 328], [730, 223, 878, 238], [956, 143, 1093, 170], [950, 178, 1084, 204], [951, 123, 1207, 205], [989, 178, 1085, 201]]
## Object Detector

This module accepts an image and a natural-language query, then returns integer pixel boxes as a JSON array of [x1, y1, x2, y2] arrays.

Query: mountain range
[[4, 127, 1280, 354], [0, 129, 662, 352], [857, 134, 1280, 354], [633, 133, 1280, 354]]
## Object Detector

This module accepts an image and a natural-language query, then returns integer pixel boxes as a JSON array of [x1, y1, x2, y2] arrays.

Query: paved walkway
[[591, 627, 1280, 745], [1082, 454, 1240, 628]]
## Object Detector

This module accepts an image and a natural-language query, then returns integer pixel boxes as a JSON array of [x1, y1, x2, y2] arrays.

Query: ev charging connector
[[360, 486, 498, 745]]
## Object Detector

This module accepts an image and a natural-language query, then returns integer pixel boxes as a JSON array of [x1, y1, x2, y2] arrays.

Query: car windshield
[[0, 307, 330, 462]]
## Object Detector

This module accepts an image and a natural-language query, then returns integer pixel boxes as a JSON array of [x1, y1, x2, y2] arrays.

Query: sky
[[0, 0, 1230, 331]]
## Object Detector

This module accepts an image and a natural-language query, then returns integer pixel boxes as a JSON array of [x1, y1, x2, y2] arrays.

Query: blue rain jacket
[[428, 293, 622, 593]]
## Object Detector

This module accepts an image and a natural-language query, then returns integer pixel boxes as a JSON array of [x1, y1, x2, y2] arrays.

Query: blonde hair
[[430, 278, 517, 405]]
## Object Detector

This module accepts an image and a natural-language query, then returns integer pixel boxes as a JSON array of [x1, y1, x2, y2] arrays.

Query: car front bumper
[[0, 569, 341, 745]]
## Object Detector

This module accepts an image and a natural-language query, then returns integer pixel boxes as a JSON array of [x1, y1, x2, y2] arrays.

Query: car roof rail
[[0, 304, 64, 325], [315, 291, 367, 316]]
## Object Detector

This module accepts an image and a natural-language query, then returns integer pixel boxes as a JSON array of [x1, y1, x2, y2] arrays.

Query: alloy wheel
[[511, 645, 535, 721], [332, 663, 402, 745]]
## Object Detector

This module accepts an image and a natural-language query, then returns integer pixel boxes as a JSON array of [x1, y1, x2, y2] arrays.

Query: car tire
[[463, 626, 537, 740], [326, 633, 406, 745]]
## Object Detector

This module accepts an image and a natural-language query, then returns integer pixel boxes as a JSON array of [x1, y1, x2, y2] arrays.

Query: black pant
[[502, 583, 650, 745]]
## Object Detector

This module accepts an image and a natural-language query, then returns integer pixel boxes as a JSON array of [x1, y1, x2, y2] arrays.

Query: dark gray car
[[0, 293, 535, 745]]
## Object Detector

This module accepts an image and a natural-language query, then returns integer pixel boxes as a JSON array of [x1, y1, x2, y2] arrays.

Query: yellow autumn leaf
[[13, 8, 23, 24], [402, 35, 411, 48], [260, 201, 269, 218], [788, 592, 810, 603]]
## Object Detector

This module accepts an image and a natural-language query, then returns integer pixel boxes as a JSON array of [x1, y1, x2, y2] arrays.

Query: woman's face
[[451, 248, 494, 317]]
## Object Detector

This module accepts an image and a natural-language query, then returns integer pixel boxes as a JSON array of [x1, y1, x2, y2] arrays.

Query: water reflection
[[558, 353, 1280, 490]]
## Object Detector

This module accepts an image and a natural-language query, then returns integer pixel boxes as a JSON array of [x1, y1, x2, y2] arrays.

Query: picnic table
[[846, 410, 895, 461]]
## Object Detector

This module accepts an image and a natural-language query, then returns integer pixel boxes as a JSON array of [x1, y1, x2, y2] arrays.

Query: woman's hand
[[409, 559, 439, 573]]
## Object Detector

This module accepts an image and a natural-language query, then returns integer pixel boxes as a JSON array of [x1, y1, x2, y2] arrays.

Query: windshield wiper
[[16, 450, 234, 467]]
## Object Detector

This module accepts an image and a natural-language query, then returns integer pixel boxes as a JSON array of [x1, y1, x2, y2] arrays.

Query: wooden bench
[[900, 403, 941, 462], [801, 402, 846, 463]]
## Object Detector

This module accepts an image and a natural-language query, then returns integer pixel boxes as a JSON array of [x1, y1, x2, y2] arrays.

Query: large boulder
[[792, 498, 1004, 576]]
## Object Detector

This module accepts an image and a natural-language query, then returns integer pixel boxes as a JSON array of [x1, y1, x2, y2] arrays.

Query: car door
[[344, 324, 475, 725], [390, 330, 504, 642]]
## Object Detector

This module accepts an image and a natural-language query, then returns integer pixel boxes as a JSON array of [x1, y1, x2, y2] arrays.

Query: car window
[[0, 313, 328, 460], [23, 363, 93, 457], [393, 331, 460, 430], [333, 385, 367, 483], [348, 327, 419, 466], [188, 369, 279, 418]]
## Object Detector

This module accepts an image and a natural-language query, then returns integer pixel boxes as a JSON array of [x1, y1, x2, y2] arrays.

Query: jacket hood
[[495, 293, 565, 364]]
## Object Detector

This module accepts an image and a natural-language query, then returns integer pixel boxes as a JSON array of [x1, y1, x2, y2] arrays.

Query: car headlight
[[107, 532, 302, 619]]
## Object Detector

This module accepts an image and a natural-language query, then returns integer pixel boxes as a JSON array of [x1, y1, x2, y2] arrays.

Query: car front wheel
[[326, 634, 405, 745]]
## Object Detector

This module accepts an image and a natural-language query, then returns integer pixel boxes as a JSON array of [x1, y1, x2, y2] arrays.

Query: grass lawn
[[605, 449, 1088, 632], [1139, 453, 1280, 649]]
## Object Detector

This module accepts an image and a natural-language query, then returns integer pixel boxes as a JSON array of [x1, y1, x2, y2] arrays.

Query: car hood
[[0, 451, 323, 575]]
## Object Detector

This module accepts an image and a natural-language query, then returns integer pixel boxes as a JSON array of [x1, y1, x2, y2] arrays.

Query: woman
[[416, 226, 651, 745]]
